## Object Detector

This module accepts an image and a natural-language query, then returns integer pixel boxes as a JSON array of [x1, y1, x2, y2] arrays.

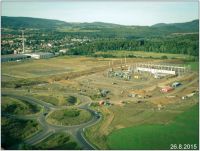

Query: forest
[[69, 34, 199, 56]]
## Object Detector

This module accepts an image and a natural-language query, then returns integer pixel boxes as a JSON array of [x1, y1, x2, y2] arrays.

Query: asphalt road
[[2, 93, 101, 150]]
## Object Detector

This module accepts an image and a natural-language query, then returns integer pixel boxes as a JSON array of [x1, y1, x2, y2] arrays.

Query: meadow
[[47, 108, 92, 126], [84, 92, 198, 149], [57, 27, 100, 32], [107, 104, 199, 150], [185, 61, 199, 71], [32, 94, 78, 106], [94, 50, 196, 60]]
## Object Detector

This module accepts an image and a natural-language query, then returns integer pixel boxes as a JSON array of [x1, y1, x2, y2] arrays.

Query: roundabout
[[2, 93, 102, 150]]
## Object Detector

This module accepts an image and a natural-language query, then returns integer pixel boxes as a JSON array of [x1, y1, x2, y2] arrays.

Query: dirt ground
[[3, 56, 198, 116]]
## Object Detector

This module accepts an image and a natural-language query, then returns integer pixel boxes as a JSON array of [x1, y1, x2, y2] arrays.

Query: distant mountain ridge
[[1, 16, 199, 35], [152, 19, 198, 27], [151, 19, 199, 32], [1, 16, 125, 29], [1, 16, 71, 29]]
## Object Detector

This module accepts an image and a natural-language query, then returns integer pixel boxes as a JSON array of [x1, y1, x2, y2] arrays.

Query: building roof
[[25, 52, 53, 56], [1, 54, 28, 59], [34, 52, 53, 55]]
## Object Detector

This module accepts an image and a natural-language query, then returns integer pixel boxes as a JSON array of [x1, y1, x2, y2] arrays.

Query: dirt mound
[[47, 65, 108, 82]]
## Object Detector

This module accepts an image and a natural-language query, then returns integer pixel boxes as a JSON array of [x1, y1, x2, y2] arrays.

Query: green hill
[[151, 19, 199, 33], [2, 16, 198, 35], [1, 16, 70, 29]]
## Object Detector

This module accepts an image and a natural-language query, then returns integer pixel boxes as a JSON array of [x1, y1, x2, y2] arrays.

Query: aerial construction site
[[1, 3, 199, 149], [2, 55, 199, 150]]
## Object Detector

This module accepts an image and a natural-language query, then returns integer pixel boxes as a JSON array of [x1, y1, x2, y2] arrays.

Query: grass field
[[84, 94, 198, 149], [57, 27, 99, 32], [1, 117, 42, 149], [185, 61, 199, 71], [109, 102, 178, 128], [33, 95, 79, 106], [94, 51, 195, 60], [1, 56, 109, 79], [2, 96, 41, 115], [107, 104, 199, 150], [33, 95, 60, 106], [34, 132, 80, 150], [85, 104, 172, 149], [47, 108, 92, 126]]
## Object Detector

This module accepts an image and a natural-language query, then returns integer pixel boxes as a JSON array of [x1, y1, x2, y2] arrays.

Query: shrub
[[63, 109, 80, 117], [161, 55, 168, 59], [67, 96, 77, 105]]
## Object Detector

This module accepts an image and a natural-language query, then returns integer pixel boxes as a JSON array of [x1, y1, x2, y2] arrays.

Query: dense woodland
[[1, 16, 199, 57], [70, 34, 199, 56]]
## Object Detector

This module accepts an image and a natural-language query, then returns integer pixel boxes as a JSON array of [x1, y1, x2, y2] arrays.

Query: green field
[[2, 96, 41, 115], [47, 108, 92, 126], [107, 104, 199, 150], [94, 50, 195, 60], [34, 132, 80, 149], [84, 102, 184, 149], [57, 27, 99, 32], [186, 61, 199, 71], [1, 117, 42, 149], [33, 95, 78, 106]]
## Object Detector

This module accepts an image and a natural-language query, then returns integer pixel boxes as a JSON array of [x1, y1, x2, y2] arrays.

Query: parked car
[[172, 82, 181, 88]]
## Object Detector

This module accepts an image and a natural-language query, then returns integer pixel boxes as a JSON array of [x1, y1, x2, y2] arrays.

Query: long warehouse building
[[1, 52, 54, 62], [1, 54, 30, 62]]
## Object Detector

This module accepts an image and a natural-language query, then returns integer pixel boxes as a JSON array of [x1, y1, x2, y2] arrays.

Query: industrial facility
[[1, 54, 31, 62], [1, 31, 55, 62], [133, 63, 189, 76], [107, 61, 190, 81], [1, 52, 54, 62], [24, 52, 54, 59]]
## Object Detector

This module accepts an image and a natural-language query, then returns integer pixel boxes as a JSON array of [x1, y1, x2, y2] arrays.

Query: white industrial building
[[24, 52, 54, 59], [59, 49, 69, 54], [133, 63, 189, 76]]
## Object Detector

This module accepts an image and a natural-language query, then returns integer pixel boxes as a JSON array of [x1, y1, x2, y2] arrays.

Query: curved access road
[[2, 93, 101, 150]]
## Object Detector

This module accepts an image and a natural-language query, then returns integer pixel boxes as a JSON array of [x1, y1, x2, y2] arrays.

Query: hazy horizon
[[2, 1, 199, 26]]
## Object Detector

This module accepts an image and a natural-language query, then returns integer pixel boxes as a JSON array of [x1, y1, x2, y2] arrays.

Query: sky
[[1, 1, 199, 26]]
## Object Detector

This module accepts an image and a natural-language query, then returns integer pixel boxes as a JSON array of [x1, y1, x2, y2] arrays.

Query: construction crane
[[22, 30, 25, 53]]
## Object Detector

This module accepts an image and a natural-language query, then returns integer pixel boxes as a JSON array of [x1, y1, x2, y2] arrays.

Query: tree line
[[69, 34, 198, 56]]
